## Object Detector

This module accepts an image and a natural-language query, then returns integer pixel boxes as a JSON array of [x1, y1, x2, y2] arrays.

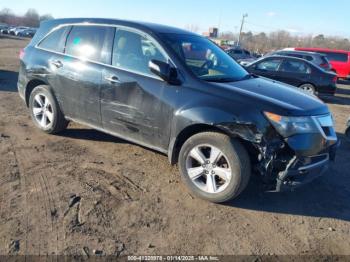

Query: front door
[[250, 58, 283, 81], [100, 28, 175, 150]]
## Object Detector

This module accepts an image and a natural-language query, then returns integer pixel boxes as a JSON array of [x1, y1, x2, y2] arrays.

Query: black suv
[[18, 18, 338, 203], [269, 50, 332, 71]]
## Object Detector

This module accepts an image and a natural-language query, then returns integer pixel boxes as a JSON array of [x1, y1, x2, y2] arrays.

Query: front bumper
[[275, 141, 339, 192]]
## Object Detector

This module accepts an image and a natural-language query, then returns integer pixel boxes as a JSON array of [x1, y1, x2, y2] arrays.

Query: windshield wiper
[[204, 77, 237, 83]]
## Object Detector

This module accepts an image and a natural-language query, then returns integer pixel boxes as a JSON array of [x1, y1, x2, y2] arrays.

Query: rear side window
[[256, 59, 282, 71], [38, 27, 70, 53], [304, 56, 313, 61], [280, 60, 311, 74], [320, 52, 348, 62], [65, 26, 114, 63]]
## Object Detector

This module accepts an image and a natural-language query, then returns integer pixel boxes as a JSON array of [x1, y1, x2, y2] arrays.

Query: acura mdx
[[18, 18, 338, 203]]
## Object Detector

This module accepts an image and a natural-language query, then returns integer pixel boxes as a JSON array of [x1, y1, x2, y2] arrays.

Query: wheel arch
[[25, 78, 49, 107], [168, 122, 260, 165]]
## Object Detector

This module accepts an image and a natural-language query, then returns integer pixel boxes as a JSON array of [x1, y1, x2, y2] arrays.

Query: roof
[[295, 47, 350, 54], [277, 50, 324, 56], [254, 55, 315, 65], [42, 18, 193, 35]]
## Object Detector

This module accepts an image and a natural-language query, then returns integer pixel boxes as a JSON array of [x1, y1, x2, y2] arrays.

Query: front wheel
[[178, 132, 251, 203]]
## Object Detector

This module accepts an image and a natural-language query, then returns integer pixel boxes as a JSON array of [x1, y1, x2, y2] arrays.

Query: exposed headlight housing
[[264, 112, 319, 138]]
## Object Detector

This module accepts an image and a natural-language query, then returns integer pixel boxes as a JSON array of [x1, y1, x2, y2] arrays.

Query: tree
[[24, 8, 40, 27], [40, 14, 54, 22], [185, 24, 200, 33], [0, 8, 14, 24]]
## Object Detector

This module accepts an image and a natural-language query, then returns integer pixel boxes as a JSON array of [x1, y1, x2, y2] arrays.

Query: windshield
[[162, 33, 249, 82]]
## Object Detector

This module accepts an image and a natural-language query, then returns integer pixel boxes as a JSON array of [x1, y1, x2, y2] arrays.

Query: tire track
[[40, 172, 61, 257], [12, 146, 47, 256]]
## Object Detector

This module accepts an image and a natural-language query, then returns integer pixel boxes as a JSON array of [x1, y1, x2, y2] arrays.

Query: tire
[[346, 127, 350, 141], [29, 85, 69, 134], [178, 132, 251, 203], [299, 83, 316, 95]]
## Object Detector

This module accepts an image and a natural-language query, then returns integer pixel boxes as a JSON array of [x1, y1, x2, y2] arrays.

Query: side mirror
[[149, 59, 181, 85]]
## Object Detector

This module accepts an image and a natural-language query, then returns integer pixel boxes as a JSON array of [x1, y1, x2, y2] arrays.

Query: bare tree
[[221, 30, 350, 53], [185, 24, 200, 33], [0, 7, 53, 27]]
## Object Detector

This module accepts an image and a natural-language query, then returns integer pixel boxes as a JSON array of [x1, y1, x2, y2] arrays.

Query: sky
[[1, 0, 349, 38]]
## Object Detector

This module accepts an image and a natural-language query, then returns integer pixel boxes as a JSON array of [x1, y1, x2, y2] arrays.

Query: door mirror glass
[[149, 59, 181, 85]]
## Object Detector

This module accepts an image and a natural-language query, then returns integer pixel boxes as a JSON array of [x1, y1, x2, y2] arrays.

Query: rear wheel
[[346, 127, 350, 141], [29, 85, 69, 134], [178, 132, 251, 203], [299, 83, 316, 95]]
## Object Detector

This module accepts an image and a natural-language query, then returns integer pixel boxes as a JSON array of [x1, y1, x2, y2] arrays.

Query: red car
[[295, 47, 350, 79]]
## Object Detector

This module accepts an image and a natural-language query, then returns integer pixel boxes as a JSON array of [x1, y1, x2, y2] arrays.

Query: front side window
[[162, 34, 249, 82], [65, 26, 113, 63], [256, 59, 282, 71], [112, 29, 167, 75], [38, 27, 70, 53], [279, 60, 311, 74]]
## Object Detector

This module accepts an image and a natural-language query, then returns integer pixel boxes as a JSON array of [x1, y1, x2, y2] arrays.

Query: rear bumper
[[317, 84, 337, 96], [275, 141, 339, 192]]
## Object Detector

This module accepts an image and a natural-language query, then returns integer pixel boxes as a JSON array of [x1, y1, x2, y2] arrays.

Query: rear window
[[319, 51, 348, 62], [279, 60, 311, 74], [65, 25, 114, 63], [38, 27, 70, 53]]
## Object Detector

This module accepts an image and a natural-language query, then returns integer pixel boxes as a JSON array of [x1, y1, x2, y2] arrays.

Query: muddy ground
[[0, 36, 350, 257]]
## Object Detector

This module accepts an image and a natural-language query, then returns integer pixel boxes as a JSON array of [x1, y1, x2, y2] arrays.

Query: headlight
[[264, 112, 319, 137]]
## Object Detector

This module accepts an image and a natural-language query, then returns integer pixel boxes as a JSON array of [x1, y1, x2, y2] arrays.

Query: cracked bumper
[[275, 141, 339, 192]]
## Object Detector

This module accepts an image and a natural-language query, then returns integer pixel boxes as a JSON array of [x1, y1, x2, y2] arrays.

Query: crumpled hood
[[211, 77, 330, 116]]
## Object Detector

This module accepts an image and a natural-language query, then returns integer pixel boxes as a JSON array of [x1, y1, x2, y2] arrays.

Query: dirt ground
[[1, 36, 350, 257]]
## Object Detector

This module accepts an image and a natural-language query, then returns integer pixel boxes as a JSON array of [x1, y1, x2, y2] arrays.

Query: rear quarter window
[[38, 27, 71, 53]]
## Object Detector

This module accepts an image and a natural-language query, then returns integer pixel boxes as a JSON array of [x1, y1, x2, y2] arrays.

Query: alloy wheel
[[300, 84, 316, 95], [32, 93, 54, 129], [186, 144, 232, 194]]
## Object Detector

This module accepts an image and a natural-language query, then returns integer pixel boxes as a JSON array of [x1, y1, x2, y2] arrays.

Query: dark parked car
[[226, 47, 257, 65], [0, 25, 9, 34], [270, 50, 332, 71], [346, 118, 350, 141], [18, 28, 37, 38], [18, 18, 338, 203], [246, 55, 337, 96]]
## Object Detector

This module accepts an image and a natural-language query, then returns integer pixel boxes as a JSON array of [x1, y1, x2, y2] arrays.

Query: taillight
[[332, 76, 337, 83], [19, 49, 25, 60]]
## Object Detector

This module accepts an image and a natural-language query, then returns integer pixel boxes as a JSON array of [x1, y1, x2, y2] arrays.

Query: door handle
[[50, 60, 63, 68], [105, 76, 121, 84]]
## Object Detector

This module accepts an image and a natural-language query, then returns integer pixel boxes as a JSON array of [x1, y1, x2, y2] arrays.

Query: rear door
[[277, 59, 312, 86], [57, 25, 114, 126], [249, 58, 283, 80]]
